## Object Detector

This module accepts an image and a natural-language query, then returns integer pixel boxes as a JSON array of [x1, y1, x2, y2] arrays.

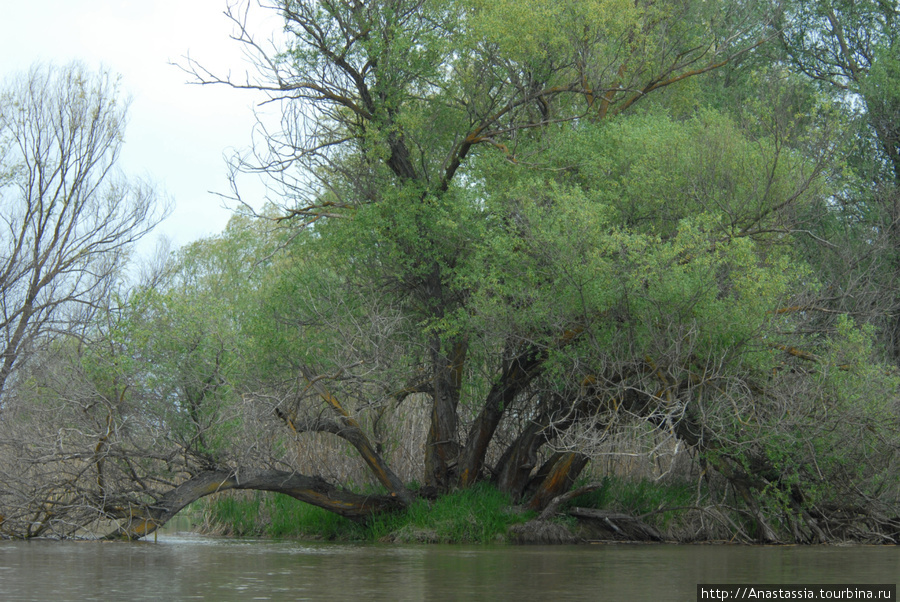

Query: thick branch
[[300, 366, 413, 503]]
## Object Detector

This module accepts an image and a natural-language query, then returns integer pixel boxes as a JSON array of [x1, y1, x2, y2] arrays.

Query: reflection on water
[[0, 533, 896, 601]]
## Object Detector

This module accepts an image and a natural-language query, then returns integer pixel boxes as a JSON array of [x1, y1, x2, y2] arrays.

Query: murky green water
[[0, 533, 896, 601]]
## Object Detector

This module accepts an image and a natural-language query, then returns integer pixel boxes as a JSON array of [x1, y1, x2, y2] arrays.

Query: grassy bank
[[189, 476, 702, 544]]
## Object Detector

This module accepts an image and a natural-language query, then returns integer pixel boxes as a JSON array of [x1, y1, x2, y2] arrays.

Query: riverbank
[[192, 477, 704, 545]]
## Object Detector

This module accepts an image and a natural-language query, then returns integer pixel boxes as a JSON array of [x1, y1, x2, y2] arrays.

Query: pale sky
[[0, 1, 282, 253]]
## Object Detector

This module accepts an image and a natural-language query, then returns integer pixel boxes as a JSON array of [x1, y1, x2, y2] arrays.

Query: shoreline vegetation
[[188, 476, 814, 545]]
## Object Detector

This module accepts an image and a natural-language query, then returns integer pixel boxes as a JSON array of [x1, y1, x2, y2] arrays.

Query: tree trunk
[[423, 337, 466, 490], [494, 388, 608, 499], [104, 469, 407, 540], [525, 452, 590, 511], [494, 421, 546, 500]]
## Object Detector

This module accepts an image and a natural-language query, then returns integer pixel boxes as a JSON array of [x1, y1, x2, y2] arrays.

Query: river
[[0, 533, 896, 600]]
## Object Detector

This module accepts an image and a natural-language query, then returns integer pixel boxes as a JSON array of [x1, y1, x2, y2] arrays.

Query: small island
[[1, 0, 899, 547]]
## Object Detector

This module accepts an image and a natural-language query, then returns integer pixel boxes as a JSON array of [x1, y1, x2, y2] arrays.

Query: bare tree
[[0, 62, 165, 405]]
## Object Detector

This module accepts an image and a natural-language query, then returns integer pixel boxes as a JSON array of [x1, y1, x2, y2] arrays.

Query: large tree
[[185, 0, 772, 492], [171, 0, 896, 540]]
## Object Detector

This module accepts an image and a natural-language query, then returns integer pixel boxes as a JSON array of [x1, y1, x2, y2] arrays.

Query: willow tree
[[0, 214, 410, 539], [186, 0, 768, 488], [159, 0, 900, 542], [0, 63, 166, 538]]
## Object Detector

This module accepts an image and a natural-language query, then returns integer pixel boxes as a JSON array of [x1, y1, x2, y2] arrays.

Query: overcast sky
[[0, 1, 281, 253]]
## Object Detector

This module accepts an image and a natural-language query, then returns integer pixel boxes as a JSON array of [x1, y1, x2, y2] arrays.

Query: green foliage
[[860, 43, 900, 179], [699, 314, 900, 533], [466, 0, 638, 65], [466, 110, 814, 383]]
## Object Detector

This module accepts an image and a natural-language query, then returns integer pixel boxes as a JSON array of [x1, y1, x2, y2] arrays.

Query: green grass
[[196, 490, 366, 540], [368, 482, 533, 543], [202, 493, 262, 536], [263, 492, 368, 540], [197, 482, 533, 543]]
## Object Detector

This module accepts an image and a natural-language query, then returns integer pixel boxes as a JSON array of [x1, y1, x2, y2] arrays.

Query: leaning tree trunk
[[494, 419, 548, 501], [524, 452, 591, 511], [104, 469, 408, 540], [300, 366, 413, 504]]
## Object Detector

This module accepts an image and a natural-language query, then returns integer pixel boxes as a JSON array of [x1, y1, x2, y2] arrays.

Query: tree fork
[[458, 329, 584, 488], [457, 344, 548, 487]]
